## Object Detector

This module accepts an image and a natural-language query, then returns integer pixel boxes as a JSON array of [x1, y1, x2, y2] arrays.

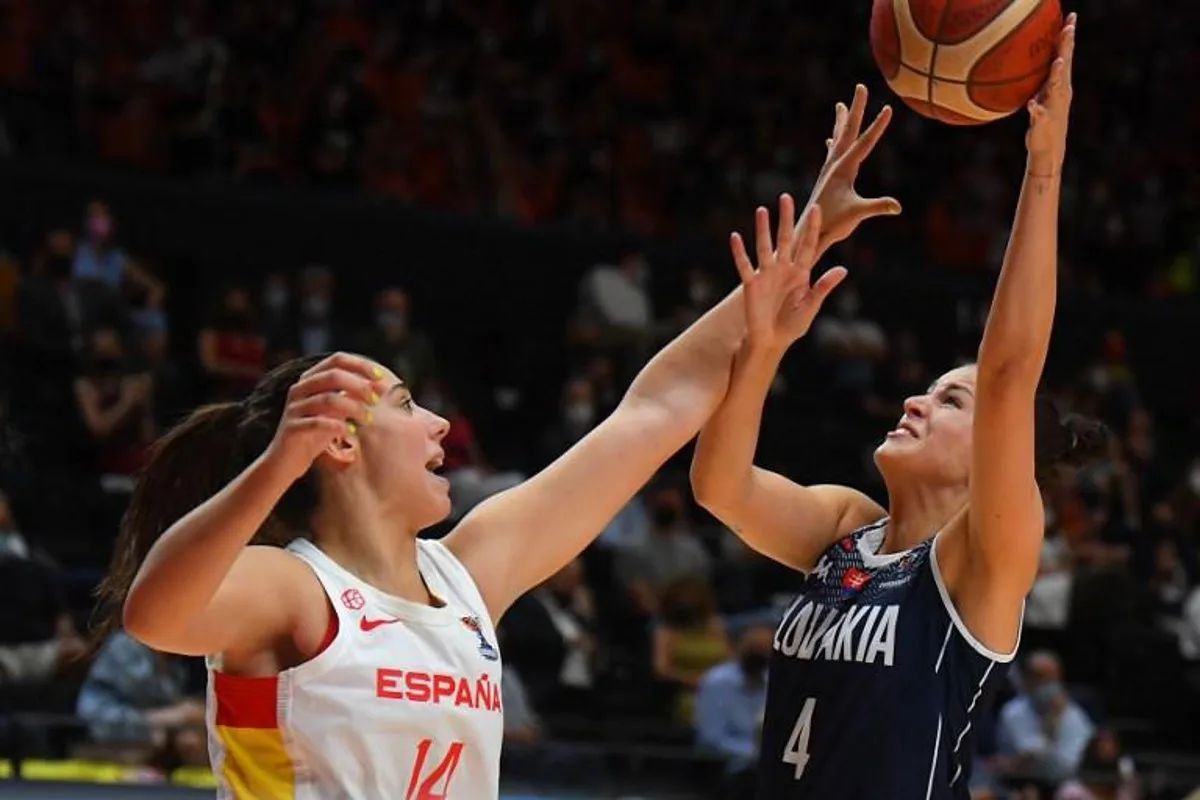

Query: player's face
[[874, 364, 976, 489], [357, 367, 452, 530]]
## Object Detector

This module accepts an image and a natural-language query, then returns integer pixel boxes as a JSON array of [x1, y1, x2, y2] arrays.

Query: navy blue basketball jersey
[[756, 520, 1016, 799]]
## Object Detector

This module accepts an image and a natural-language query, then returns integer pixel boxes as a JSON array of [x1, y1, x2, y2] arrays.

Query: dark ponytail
[[1034, 393, 1112, 482], [91, 355, 327, 647]]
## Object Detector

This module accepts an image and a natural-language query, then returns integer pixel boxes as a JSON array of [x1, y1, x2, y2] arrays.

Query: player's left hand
[[807, 84, 902, 258], [1026, 13, 1076, 171]]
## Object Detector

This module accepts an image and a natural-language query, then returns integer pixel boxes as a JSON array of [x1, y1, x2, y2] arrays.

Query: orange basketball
[[870, 0, 1063, 125]]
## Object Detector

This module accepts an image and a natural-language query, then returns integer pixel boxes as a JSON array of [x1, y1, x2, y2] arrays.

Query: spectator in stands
[[539, 376, 600, 465], [652, 576, 731, 725], [73, 327, 155, 479], [693, 624, 772, 793], [71, 201, 164, 312], [359, 285, 437, 395], [1055, 729, 1140, 800], [76, 630, 206, 767], [571, 253, 653, 354], [811, 286, 888, 400], [260, 270, 299, 366], [618, 483, 712, 617], [0, 492, 88, 690], [138, 314, 187, 428], [424, 379, 524, 519], [294, 264, 341, 356], [18, 228, 125, 364], [197, 284, 266, 400], [993, 650, 1095, 788], [501, 558, 599, 719]]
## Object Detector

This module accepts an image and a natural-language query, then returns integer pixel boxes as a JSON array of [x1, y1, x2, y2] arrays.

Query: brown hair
[[91, 355, 327, 646], [1034, 393, 1112, 482]]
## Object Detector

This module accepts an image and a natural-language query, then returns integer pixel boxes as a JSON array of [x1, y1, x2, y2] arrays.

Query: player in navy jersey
[[691, 16, 1101, 800]]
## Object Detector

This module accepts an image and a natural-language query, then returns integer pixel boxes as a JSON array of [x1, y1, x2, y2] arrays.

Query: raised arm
[[119, 354, 381, 656], [691, 196, 886, 571], [447, 89, 900, 620], [939, 17, 1077, 653]]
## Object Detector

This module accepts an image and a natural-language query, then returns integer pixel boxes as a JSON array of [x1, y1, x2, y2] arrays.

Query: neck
[[311, 483, 434, 606], [881, 480, 968, 554]]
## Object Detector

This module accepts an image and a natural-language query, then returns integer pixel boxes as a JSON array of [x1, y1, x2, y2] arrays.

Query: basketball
[[870, 0, 1064, 125]]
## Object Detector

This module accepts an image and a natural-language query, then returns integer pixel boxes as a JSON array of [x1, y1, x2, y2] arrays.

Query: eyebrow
[[928, 382, 975, 396], [386, 382, 410, 397]]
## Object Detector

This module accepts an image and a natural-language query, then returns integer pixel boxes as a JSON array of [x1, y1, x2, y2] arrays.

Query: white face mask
[[565, 402, 594, 427]]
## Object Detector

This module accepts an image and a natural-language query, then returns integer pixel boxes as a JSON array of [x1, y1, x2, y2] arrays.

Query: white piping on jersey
[[855, 519, 914, 569], [948, 660, 996, 787], [934, 622, 953, 674], [929, 533, 1021, 663], [925, 714, 943, 800]]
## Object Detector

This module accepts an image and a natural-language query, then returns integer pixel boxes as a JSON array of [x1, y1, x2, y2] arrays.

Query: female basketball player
[[94, 86, 899, 798], [692, 17, 1097, 800]]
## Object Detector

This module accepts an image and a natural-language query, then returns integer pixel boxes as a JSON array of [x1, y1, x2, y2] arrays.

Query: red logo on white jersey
[[376, 669, 502, 713], [341, 588, 366, 610], [361, 615, 402, 632]]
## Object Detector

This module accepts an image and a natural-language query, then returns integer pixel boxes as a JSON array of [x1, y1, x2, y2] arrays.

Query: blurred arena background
[[0, 0, 1198, 798]]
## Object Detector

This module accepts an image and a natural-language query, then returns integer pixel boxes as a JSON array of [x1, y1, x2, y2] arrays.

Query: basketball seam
[[965, 1, 1056, 112], [927, 0, 955, 121], [898, 58, 1051, 87]]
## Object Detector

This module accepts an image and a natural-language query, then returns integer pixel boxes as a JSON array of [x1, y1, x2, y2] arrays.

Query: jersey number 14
[[782, 698, 816, 780], [406, 739, 464, 800]]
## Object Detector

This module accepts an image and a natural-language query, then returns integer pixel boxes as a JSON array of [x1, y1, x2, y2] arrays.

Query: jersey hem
[[929, 534, 1022, 663]]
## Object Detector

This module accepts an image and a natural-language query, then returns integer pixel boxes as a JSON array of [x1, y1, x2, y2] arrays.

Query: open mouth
[[890, 420, 920, 438], [425, 453, 444, 474]]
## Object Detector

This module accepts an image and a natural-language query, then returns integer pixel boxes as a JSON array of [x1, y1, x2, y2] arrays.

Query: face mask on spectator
[[377, 311, 407, 333], [1030, 681, 1064, 712], [304, 296, 330, 319], [651, 505, 679, 529], [264, 286, 289, 312], [740, 651, 769, 678], [45, 255, 73, 280], [565, 402, 594, 427]]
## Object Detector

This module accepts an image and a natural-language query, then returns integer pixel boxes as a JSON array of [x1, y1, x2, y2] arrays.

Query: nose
[[902, 394, 930, 419], [427, 409, 450, 442]]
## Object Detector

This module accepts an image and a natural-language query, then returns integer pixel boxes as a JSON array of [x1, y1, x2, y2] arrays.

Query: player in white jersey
[[89, 100, 902, 799]]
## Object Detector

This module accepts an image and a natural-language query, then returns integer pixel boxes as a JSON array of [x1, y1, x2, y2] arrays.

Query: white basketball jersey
[[205, 538, 504, 800]]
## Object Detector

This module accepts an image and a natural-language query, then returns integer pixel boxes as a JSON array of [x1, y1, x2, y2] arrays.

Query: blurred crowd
[[0, 0, 1198, 298], [0, 1, 1198, 799], [0, 195, 1197, 798]]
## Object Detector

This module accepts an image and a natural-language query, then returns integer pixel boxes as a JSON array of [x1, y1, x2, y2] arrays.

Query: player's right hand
[[806, 84, 901, 257], [263, 352, 385, 483], [732, 194, 848, 354]]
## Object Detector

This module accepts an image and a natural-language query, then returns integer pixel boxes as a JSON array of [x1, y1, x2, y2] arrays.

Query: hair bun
[[1034, 394, 1111, 476], [1059, 413, 1113, 466]]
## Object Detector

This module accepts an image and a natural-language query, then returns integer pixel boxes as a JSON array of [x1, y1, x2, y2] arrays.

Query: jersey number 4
[[406, 739, 464, 800], [781, 697, 816, 780]]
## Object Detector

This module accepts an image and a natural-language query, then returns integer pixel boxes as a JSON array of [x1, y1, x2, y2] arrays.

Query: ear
[[321, 431, 360, 468]]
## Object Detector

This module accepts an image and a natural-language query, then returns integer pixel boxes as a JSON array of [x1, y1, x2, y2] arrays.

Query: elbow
[[689, 458, 741, 518], [121, 587, 173, 652]]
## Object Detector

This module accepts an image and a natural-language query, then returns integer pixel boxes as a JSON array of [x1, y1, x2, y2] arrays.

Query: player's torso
[[756, 521, 1008, 800], [207, 539, 503, 800]]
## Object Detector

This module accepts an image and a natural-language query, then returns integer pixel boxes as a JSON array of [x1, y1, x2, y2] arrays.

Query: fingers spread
[[730, 232, 755, 286]]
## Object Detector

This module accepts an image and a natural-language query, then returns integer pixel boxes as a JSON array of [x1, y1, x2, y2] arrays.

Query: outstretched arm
[[447, 88, 899, 621], [939, 16, 1077, 654]]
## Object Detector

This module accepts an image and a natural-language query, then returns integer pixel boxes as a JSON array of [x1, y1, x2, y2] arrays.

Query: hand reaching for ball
[[1026, 13, 1076, 172]]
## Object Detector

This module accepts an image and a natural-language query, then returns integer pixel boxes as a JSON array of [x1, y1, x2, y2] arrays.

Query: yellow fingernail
[[366, 410, 375, 425], [348, 422, 358, 436], [370, 392, 380, 405], [372, 367, 383, 379]]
